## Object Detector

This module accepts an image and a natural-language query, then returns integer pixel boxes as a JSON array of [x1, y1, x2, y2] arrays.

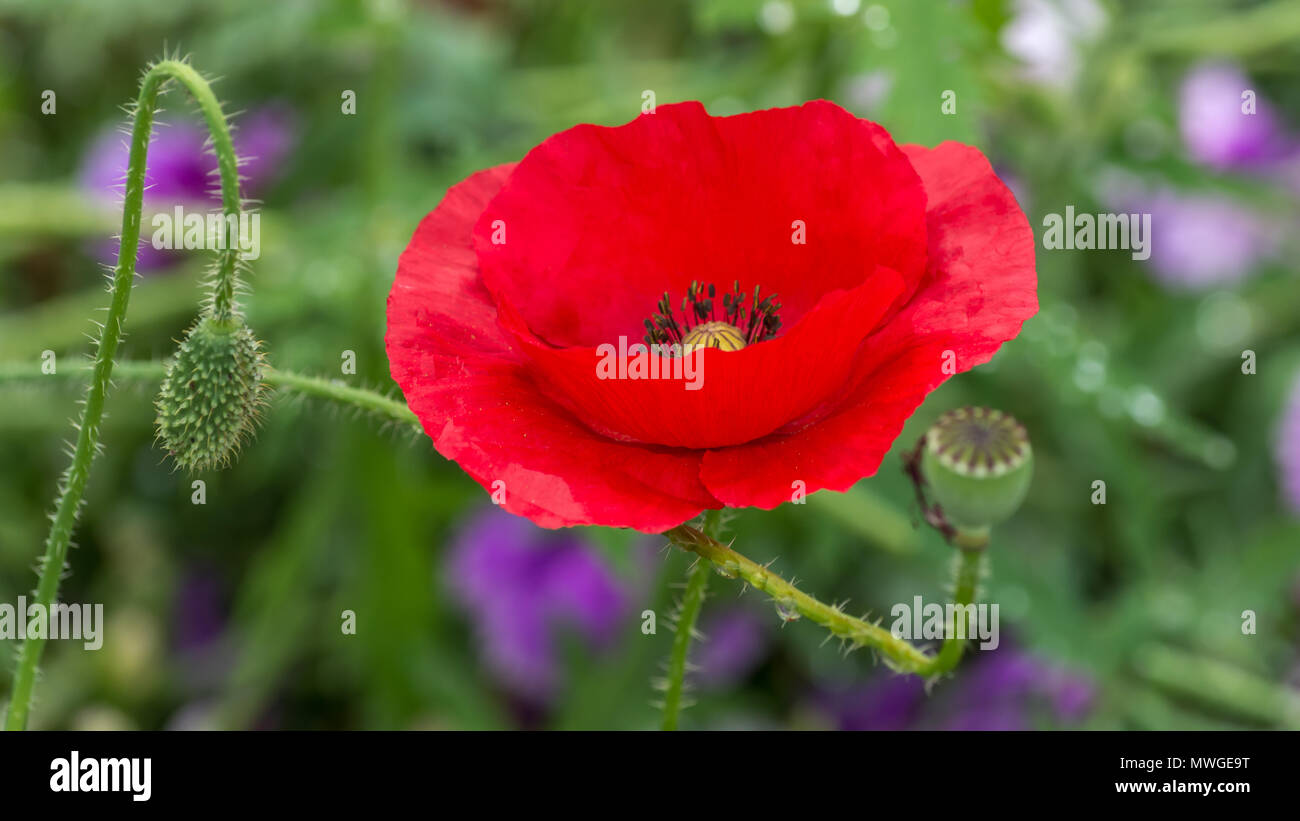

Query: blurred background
[[1, 0, 1299, 730]]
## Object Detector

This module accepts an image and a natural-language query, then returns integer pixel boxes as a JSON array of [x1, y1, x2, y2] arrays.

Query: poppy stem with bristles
[[660, 509, 722, 730], [3, 57, 244, 731], [0, 359, 419, 430], [665, 521, 985, 678]]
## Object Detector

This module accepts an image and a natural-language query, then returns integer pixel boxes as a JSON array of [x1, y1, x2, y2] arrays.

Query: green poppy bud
[[920, 407, 1033, 543], [155, 314, 266, 472]]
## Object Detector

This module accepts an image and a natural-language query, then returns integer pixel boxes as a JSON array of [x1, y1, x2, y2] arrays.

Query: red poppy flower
[[386, 100, 1037, 533]]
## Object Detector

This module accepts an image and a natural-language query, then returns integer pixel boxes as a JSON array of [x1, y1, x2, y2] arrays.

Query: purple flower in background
[[817, 672, 923, 731], [1179, 62, 1295, 171], [79, 105, 295, 269], [1102, 174, 1280, 290], [943, 646, 1093, 730], [446, 507, 627, 702], [812, 642, 1094, 731], [171, 562, 236, 692], [173, 565, 227, 652], [693, 608, 770, 690], [1140, 191, 1279, 289], [230, 108, 297, 197], [80, 122, 206, 202], [1277, 375, 1300, 514]]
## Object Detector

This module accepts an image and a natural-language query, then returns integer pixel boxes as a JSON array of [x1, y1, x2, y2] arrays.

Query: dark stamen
[[644, 280, 782, 348]]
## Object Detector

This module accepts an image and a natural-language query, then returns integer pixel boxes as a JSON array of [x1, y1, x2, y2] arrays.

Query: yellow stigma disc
[[681, 321, 746, 353]]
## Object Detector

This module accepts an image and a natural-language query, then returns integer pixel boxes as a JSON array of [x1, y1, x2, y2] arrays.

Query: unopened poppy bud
[[920, 407, 1032, 541], [155, 314, 266, 472]]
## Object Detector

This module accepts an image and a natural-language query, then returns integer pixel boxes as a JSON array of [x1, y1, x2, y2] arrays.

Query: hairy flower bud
[[155, 315, 266, 471], [920, 407, 1033, 540]]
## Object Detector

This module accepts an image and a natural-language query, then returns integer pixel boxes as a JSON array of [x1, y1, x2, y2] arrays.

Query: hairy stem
[[660, 510, 721, 730], [0, 359, 419, 429], [265, 368, 418, 427], [4, 59, 241, 731], [665, 523, 983, 677], [169, 61, 245, 320], [929, 546, 984, 675]]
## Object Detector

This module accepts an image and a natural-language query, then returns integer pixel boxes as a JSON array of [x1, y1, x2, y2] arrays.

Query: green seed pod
[[920, 407, 1033, 539], [155, 314, 266, 472]]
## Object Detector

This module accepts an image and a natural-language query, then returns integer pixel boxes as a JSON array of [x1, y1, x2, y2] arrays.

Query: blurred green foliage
[[0, 0, 1298, 729]]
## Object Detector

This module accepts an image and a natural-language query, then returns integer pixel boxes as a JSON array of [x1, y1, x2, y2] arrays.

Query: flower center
[[643, 280, 782, 351], [681, 321, 746, 352]]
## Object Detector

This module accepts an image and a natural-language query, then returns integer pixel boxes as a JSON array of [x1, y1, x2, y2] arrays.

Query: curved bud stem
[[3, 58, 243, 731], [164, 60, 246, 321], [665, 522, 984, 678]]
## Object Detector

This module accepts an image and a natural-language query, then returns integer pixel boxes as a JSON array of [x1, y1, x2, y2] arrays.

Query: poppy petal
[[701, 141, 1038, 508], [387, 166, 721, 531], [472, 100, 928, 348]]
